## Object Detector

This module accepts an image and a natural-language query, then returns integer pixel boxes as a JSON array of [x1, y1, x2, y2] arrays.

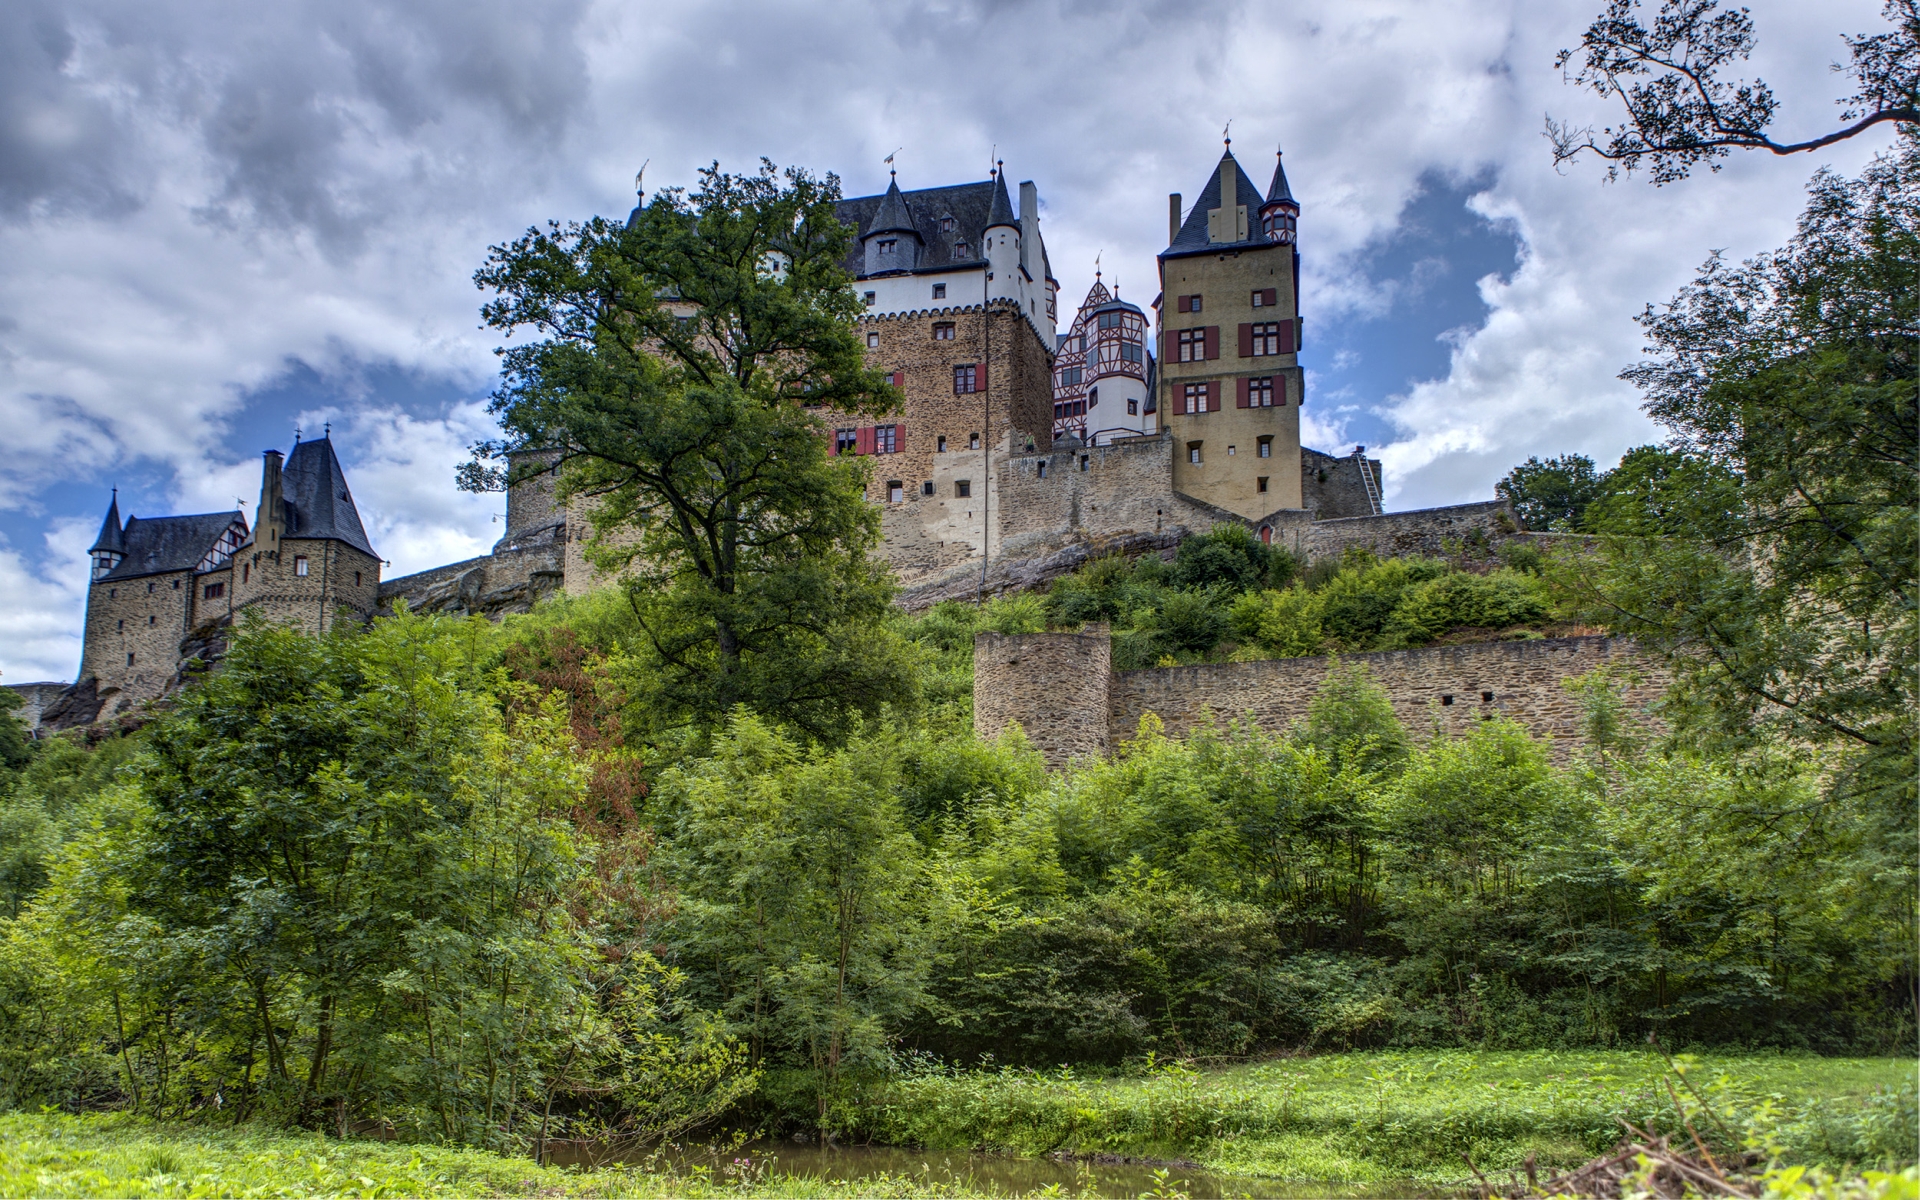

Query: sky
[[0, 0, 1899, 684]]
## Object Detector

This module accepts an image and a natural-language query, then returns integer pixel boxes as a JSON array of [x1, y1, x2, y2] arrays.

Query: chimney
[[1018, 180, 1037, 276], [1169, 194, 1181, 245], [259, 449, 285, 555]]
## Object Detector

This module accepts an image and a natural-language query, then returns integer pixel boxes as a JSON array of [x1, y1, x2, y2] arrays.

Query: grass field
[[1, 1052, 1913, 1197], [841, 1050, 1919, 1184]]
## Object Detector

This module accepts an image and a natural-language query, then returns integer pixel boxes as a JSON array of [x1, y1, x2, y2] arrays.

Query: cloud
[[0, 0, 1902, 684]]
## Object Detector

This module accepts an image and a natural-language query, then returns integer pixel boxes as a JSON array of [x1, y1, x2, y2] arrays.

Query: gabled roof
[[89, 491, 125, 556], [1163, 149, 1274, 258], [98, 512, 245, 582], [279, 437, 377, 557], [836, 178, 1001, 278]]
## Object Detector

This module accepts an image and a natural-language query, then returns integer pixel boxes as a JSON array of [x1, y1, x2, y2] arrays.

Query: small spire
[[294, 426, 301, 443], [323, 421, 331, 438], [1223, 118, 1232, 148]]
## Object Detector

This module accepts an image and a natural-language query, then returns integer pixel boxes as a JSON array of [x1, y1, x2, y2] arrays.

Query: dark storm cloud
[[0, 1, 141, 217]]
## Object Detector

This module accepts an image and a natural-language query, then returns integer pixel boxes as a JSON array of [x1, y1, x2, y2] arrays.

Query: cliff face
[[376, 522, 565, 620]]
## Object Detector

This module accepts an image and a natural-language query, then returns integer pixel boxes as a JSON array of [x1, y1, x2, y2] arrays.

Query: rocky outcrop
[[377, 523, 564, 620], [897, 527, 1190, 611]]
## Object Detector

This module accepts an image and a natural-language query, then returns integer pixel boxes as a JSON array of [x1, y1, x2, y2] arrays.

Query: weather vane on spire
[[634, 160, 648, 197], [1094, 250, 1102, 279], [884, 148, 901, 178], [1223, 119, 1233, 148]]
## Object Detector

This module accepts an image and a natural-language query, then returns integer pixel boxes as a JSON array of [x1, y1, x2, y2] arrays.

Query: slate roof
[[1163, 150, 1276, 259], [836, 178, 1002, 278], [98, 512, 246, 582], [89, 491, 125, 555], [1266, 151, 1296, 206], [275, 436, 377, 558]]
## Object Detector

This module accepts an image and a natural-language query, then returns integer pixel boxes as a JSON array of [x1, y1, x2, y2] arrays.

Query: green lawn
[[846, 1050, 1918, 1184]]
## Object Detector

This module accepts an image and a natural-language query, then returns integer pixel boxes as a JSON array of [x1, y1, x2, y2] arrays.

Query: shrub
[[1228, 587, 1327, 658], [1381, 569, 1551, 646]]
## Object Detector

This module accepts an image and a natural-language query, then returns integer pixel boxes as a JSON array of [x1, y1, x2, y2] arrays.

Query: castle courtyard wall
[[973, 627, 1113, 767]]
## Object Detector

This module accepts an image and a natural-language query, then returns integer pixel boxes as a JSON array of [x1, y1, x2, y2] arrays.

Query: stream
[[543, 1137, 1441, 1198]]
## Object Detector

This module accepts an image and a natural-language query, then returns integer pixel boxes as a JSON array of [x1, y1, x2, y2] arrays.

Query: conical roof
[[89, 490, 125, 555], [1163, 149, 1270, 257], [865, 178, 918, 238], [279, 436, 376, 557], [1266, 151, 1296, 207], [984, 172, 1017, 230]]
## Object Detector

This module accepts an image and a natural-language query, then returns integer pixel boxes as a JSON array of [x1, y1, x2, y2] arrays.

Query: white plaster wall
[[858, 266, 986, 319]]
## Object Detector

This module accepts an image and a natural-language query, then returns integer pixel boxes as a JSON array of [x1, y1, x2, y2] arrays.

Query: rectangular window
[[1059, 366, 1082, 386], [941, 217, 955, 233], [147, 582, 155, 593], [117, 619, 123, 631], [835, 428, 859, 455], [1257, 476, 1269, 493], [887, 481, 904, 503], [1249, 376, 1275, 407], [1188, 443, 1203, 465], [1182, 382, 1209, 414], [878, 238, 897, 253], [954, 364, 978, 394], [874, 424, 897, 454], [294, 555, 309, 577], [922, 480, 934, 496], [933, 322, 955, 340], [1249, 322, 1284, 356], [1177, 329, 1205, 363], [932, 283, 947, 299], [952, 241, 968, 258], [127, 652, 135, 666], [864, 291, 876, 306], [1037, 461, 1048, 478], [867, 331, 879, 348], [955, 479, 971, 498], [242, 563, 249, 583], [1258, 436, 1273, 458], [354, 571, 362, 587], [1176, 294, 1203, 313], [1120, 341, 1143, 363], [968, 432, 980, 450], [1127, 398, 1138, 415], [937, 435, 947, 452], [1079, 454, 1089, 472], [1098, 311, 1122, 330], [203, 582, 225, 599]]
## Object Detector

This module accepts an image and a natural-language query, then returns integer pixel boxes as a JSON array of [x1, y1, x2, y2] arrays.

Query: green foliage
[[1379, 569, 1551, 647], [0, 689, 31, 786], [0, 614, 753, 1147], [1497, 453, 1604, 531], [470, 160, 913, 745], [1227, 585, 1325, 658]]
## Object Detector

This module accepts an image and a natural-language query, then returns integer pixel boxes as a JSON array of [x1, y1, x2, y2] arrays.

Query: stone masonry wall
[[81, 569, 195, 706], [236, 540, 381, 635], [1300, 447, 1383, 520], [973, 627, 1113, 768], [1108, 636, 1664, 757]]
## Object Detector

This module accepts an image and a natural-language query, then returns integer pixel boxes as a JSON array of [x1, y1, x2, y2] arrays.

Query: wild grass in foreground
[[827, 1050, 1918, 1185], [0, 1113, 1042, 1200]]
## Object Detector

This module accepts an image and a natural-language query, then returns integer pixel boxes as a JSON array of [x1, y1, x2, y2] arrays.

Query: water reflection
[[544, 1137, 1437, 1199]]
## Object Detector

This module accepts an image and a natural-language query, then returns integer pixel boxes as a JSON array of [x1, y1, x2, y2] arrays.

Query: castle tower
[[1156, 141, 1305, 518], [1052, 274, 1154, 445], [77, 493, 247, 711], [232, 434, 382, 635]]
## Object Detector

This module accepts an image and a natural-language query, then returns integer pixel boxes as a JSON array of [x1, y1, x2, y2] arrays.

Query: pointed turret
[[861, 177, 923, 273], [279, 435, 376, 558], [1164, 148, 1268, 255], [89, 490, 125, 581], [983, 170, 1018, 232], [1260, 148, 1300, 245]]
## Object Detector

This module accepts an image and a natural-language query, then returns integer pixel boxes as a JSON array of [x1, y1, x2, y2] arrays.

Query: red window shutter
[[828, 430, 838, 456], [858, 426, 875, 455], [1175, 295, 1189, 313], [1236, 377, 1250, 408], [1263, 288, 1279, 308], [1238, 323, 1253, 357], [1204, 326, 1219, 360], [891, 369, 905, 390], [1279, 321, 1296, 354], [1208, 381, 1222, 412], [976, 361, 987, 392], [895, 422, 906, 453]]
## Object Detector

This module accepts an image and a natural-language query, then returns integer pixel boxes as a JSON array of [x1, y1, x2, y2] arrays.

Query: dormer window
[[952, 242, 968, 259], [877, 238, 897, 255], [940, 217, 955, 233]]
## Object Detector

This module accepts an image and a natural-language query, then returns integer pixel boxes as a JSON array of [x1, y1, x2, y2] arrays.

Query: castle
[[18, 137, 1568, 735]]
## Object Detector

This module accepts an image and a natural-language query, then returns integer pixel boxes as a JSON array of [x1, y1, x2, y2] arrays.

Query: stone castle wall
[[975, 628, 1665, 768], [235, 539, 381, 635], [1300, 447, 1382, 520], [973, 626, 1114, 766]]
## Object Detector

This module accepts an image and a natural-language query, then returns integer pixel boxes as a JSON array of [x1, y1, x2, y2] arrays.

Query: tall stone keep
[[1157, 142, 1304, 518], [973, 626, 1112, 768], [230, 435, 382, 636]]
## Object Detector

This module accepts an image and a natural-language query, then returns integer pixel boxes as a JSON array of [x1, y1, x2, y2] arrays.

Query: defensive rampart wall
[[975, 628, 1665, 768]]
